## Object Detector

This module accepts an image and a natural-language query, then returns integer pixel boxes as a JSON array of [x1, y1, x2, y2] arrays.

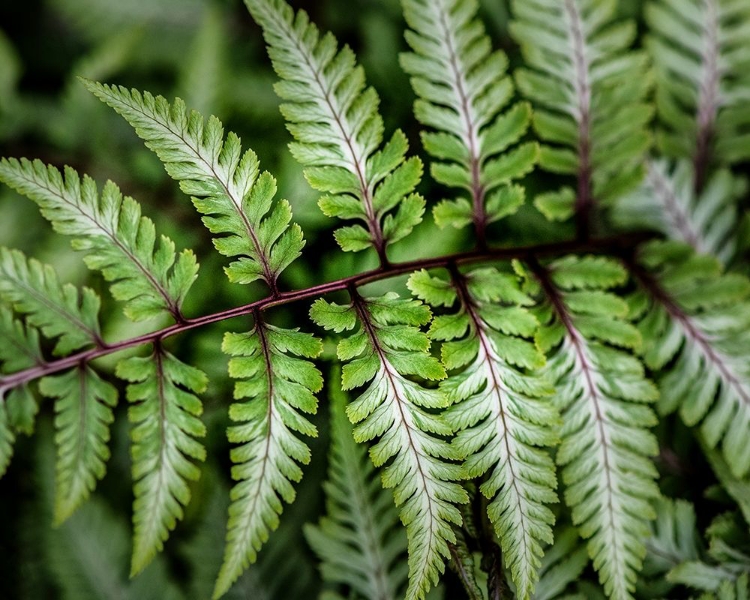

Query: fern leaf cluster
[[312, 292, 467, 600], [510, 0, 652, 223], [215, 322, 322, 599], [0, 158, 198, 321], [1, 0, 750, 598], [400, 0, 537, 236], [410, 266, 557, 598], [630, 241, 750, 478], [522, 255, 660, 600]]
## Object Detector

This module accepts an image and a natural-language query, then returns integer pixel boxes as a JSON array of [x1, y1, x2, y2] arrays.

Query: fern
[[510, 0, 652, 228], [630, 241, 750, 478], [700, 440, 750, 528], [522, 255, 660, 600], [0, 306, 43, 476], [2, 0, 750, 598], [409, 266, 558, 599], [0, 247, 102, 354], [311, 292, 467, 600], [116, 347, 208, 575], [400, 0, 538, 241], [305, 367, 408, 600], [41, 366, 117, 525], [612, 160, 746, 265], [214, 321, 322, 599], [82, 81, 302, 292], [246, 0, 425, 263], [532, 526, 589, 600], [0, 158, 198, 322], [647, 0, 750, 183]]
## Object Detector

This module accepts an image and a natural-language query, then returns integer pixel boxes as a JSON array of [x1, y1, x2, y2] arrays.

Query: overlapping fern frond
[[522, 255, 660, 600], [311, 292, 466, 600], [245, 0, 425, 261], [83, 81, 302, 290], [0, 247, 102, 354], [612, 160, 746, 266], [0, 306, 43, 477], [630, 241, 750, 478], [510, 0, 652, 224], [0, 158, 198, 321], [400, 0, 538, 237], [647, 0, 750, 173], [213, 321, 322, 599], [305, 367, 408, 600], [409, 267, 557, 599], [116, 348, 208, 576]]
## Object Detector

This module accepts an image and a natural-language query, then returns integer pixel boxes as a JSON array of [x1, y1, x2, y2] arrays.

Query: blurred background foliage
[[0, 0, 650, 598]]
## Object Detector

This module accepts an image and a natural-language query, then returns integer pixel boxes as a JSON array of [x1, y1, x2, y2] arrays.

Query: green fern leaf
[[527, 255, 660, 600], [410, 267, 558, 599], [400, 0, 538, 234], [510, 0, 652, 222], [0, 400, 12, 479], [631, 241, 750, 478], [38, 366, 117, 524], [0, 307, 43, 477], [214, 322, 322, 599], [116, 348, 207, 575], [82, 81, 302, 290], [245, 0, 424, 261], [644, 497, 702, 577], [0, 158, 198, 321], [305, 366, 407, 600], [311, 292, 467, 600], [0, 247, 102, 355], [647, 0, 750, 168], [700, 574, 750, 600], [700, 440, 750, 528], [532, 526, 589, 600], [612, 160, 746, 265]]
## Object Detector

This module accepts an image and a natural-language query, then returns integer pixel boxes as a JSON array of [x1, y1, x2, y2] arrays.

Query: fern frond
[[510, 0, 652, 224], [643, 497, 702, 577], [0, 307, 43, 477], [700, 440, 750, 528], [525, 256, 660, 600], [0, 158, 198, 321], [669, 520, 750, 595], [38, 366, 117, 524], [82, 81, 302, 290], [116, 348, 207, 576], [305, 367, 407, 600], [214, 321, 322, 599], [630, 241, 750, 478], [533, 526, 589, 600], [647, 0, 750, 176], [409, 266, 558, 599], [0, 247, 102, 354], [245, 0, 424, 261], [400, 0, 538, 236], [311, 292, 467, 600], [700, 574, 750, 600], [612, 160, 745, 265]]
